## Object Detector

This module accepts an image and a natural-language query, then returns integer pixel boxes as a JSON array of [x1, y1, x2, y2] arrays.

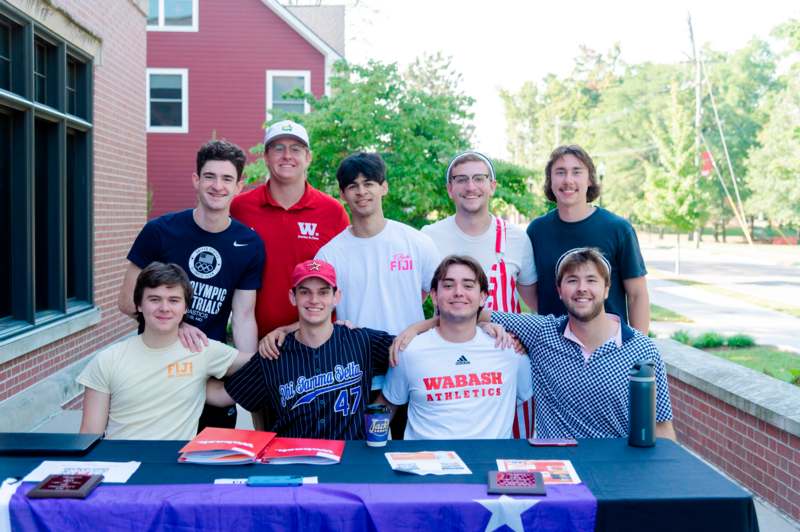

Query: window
[[0, 111, 10, 320], [66, 58, 77, 114], [0, 21, 9, 90], [147, 68, 188, 133], [266, 70, 310, 119], [33, 37, 58, 107], [147, 0, 198, 32], [0, 5, 93, 341]]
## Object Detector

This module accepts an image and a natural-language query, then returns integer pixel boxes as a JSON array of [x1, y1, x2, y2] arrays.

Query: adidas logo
[[455, 355, 470, 366]]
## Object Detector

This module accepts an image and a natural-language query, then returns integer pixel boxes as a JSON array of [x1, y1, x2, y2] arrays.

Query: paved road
[[639, 237, 800, 354]]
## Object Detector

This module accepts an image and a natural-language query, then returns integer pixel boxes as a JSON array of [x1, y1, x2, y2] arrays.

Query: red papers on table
[[178, 427, 344, 465], [179, 428, 277, 464], [260, 437, 345, 465]]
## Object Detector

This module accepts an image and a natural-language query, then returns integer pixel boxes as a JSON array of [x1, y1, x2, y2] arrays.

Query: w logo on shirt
[[455, 355, 470, 366], [297, 222, 319, 240]]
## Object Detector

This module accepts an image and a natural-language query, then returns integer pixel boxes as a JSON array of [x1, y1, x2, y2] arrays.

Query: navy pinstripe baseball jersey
[[225, 325, 393, 439]]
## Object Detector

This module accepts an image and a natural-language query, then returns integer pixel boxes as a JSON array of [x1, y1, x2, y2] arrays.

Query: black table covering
[[0, 437, 758, 532]]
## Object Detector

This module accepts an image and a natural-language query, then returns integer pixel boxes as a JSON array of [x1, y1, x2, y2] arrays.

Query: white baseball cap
[[264, 120, 310, 148]]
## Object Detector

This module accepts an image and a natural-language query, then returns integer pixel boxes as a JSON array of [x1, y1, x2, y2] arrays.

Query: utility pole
[[688, 13, 702, 251], [689, 14, 753, 246], [688, 14, 701, 171]]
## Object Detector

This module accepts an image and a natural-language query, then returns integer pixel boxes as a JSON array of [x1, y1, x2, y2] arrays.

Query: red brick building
[[146, 0, 344, 217], [0, 0, 147, 429]]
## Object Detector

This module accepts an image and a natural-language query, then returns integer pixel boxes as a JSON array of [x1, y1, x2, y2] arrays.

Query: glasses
[[269, 143, 307, 155], [450, 173, 491, 186]]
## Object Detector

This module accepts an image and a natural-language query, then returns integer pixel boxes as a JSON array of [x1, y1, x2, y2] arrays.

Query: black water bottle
[[628, 361, 656, 447]]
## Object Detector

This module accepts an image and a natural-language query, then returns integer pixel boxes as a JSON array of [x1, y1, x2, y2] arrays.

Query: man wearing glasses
[[230, 120, 349, 350], [421, 151, 538, 438]]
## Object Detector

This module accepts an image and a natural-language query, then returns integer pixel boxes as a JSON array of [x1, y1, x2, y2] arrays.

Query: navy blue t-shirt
[[527, 207, 647, 323], [224, 325, 393, 440], [127, 209, 265, 342]]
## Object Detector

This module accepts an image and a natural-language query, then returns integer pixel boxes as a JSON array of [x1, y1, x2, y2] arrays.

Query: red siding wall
[[0, 1, 146, 401], [147, 0, 327, 217], [670, 378, 800, 521]]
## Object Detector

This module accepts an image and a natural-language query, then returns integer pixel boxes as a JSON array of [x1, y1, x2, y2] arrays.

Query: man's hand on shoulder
[[477, 322, 521, 352], [178, 322, 209, 353], [389, 317, 437, 367], [258, 322, 299, 359]]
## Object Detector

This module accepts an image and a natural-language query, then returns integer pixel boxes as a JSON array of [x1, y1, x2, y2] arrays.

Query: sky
[[333, 0, 800, 159]]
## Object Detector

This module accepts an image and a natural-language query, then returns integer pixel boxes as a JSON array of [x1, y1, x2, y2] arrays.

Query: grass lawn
[[651, 304, 692, 322], [707, 346, 800, 384]]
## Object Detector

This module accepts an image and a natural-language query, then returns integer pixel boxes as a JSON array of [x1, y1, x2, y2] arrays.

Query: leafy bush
[[726, 334, 756, 348], [691, 332, 726, 349], [670, 330, 691, 345]]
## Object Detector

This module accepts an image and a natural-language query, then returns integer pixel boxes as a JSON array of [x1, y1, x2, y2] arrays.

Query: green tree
[[744, 21, 800, 233], [700, 39, 777, 234], [246, 56, 536, 227], [641, 81, 709, 233], [492, 159, 548, 219], [500, 46, 622, 173], [586, 62, 686, 219]]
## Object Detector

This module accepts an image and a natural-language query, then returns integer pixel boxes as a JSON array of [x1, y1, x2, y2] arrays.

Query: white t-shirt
[[382, 328, 533, 440], [77, 336, 238, 440], [316, 219, 441, 335], [422, 215, 537, 286]]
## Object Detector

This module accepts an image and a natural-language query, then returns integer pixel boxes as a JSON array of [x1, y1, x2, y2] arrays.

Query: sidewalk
[[640, 236, 800, 354], [640, 236, 800, 309], [648, 275, 800, 354]]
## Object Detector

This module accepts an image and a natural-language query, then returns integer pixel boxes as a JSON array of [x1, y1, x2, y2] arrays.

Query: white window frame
[[266, 70, 310, 120], [146, 68, 189, 134], [147, 0, 199, 32]]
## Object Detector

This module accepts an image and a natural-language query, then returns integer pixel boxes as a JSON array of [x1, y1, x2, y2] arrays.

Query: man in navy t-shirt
[[117, 140, 265, 429], [527, 145, 649, 332]]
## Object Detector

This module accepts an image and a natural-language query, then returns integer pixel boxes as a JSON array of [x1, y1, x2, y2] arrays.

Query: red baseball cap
[[291, 259, 337, 288]]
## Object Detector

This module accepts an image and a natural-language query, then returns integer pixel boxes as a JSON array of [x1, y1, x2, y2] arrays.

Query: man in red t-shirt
[[231, 120, 349, 340]]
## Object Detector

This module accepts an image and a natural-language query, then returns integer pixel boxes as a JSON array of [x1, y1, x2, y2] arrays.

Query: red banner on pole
[[701, 151, 713, 176]]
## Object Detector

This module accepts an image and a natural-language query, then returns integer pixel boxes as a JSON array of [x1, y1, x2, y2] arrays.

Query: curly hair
[[196, 139, 247, 181]]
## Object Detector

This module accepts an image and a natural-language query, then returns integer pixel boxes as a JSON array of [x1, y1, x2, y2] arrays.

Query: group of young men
[[78, 119, 674, 442]]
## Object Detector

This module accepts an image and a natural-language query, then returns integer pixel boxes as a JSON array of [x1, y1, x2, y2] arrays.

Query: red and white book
[[260, 437, 345, 465], [179, 427, 344, 465], [179, 427, 277, 465]]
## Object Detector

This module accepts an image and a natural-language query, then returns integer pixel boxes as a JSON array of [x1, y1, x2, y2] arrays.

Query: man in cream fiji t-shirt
[[78, 262, 253, 440]]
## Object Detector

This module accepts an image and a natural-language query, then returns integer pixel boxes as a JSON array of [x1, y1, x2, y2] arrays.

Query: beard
[[564, 297, 604, 323]]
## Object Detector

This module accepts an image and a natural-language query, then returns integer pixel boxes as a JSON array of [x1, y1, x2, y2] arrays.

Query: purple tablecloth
[[11, 482, 596, 531]]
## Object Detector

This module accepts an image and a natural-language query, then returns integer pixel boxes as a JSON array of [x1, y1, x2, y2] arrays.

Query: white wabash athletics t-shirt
[[382, 328, 533, 440]]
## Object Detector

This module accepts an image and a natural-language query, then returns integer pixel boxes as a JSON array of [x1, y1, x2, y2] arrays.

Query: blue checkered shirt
[[491, 312, 673, 439]]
